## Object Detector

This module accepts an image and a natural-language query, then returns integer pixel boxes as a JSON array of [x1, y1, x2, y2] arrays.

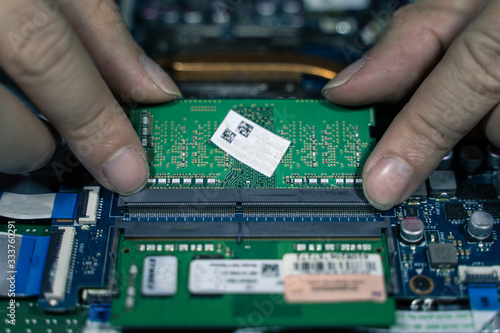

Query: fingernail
[[363, 156, 412, 210], [322, 56, 367, 94], [140, 54, 183, 99], [104, 146, 149, 195]]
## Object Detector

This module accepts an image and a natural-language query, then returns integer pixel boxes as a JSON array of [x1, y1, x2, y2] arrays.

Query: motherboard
[[1, 99, 500, 332]]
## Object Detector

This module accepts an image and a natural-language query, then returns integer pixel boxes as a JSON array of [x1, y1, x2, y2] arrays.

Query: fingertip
[[484, 107, 500, 148], [321, 56, 367, 96], [103, 146, 149, 195], [140, 54, 183, 100], [363, 156, 413, 211], [21, 136, 57, 173]]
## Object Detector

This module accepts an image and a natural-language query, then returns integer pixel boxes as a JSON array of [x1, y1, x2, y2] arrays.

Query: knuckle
[[485, 113, 500, 147], [410, 105, 464, 154], [65, 101, 125, 148], [90, 0, 127, 30], [388, 6, 414, 30], [460, 30, 500, 98], [12, 17, 74, 81]]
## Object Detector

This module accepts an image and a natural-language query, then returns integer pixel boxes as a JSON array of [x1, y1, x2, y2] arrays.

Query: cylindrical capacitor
[[459, 145, 483, 172], [437, 150, 454, 170], [468, 211, 494, 240], [487, 144, 500, 170], [400, 217, 425, 243]]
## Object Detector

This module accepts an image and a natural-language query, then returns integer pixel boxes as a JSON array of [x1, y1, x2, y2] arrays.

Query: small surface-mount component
[[399, 217, 424, 244], [483, 202, 500, 219], [428, 170, 457, 197], [404, 206, 419, 217], [444, 203, 468, 220], [459, 145, 483, 172], [428, 243, 457, 269], [467, 210, 494, 241]]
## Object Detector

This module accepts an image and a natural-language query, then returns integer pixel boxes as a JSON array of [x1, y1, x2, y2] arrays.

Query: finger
[[0, 85, 56, 173], [0, 0, 148, 195], [485, 104, 500, 147], [322, 0, 488, 105], [56, 0, 182, 103], [361, 0, 500, 210]]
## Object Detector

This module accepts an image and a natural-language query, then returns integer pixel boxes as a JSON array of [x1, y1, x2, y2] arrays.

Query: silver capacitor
[[467, 211, 494, 240], [459, 145, 483, 172], [400, 217, 425, 244], [487, 144, 500, 170], [437, 150, 454, 170]]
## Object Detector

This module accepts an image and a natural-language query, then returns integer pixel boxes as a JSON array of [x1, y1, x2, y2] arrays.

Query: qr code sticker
[[261, 264, 279, 277], [236, 121, 254, 137], [221, 128, 236, 143]]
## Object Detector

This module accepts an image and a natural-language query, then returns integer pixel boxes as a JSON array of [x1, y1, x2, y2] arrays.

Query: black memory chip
[[404, 206, 419, 217], [483, 202, 500, 219], [444, 203, 468, 220]]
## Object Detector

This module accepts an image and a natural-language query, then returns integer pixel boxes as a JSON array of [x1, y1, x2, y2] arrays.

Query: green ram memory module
[[130, 99, 375, 189]]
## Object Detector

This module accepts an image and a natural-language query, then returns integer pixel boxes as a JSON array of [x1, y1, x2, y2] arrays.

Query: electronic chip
[[404, 206, 419, 217], [428, 243, 458, 269], [444, 203, 468, 220], [483, 202, 500, 219]]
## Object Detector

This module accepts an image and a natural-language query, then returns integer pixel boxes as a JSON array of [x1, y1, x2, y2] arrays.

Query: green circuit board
[[111, 237, 395, 328], [130, 99, 375, 189]]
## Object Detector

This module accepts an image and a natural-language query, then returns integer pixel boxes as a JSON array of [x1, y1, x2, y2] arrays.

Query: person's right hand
[[0, 0, 182, 194], [323, 0, 500, 210]]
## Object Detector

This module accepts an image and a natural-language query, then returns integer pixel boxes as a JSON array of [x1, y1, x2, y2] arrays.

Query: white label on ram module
[[210, 110, 290, 177], [189, 259, 284, 294], [142, 256, 178, 296]]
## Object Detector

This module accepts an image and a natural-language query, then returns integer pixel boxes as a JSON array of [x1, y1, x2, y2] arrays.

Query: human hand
[[322, 0, 500, 210], [0, 0, 181, 194]]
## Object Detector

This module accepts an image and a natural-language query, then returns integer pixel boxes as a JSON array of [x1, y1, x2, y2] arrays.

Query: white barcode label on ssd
[[283, 253, 383, 276], [210, 110, 290, 177]]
